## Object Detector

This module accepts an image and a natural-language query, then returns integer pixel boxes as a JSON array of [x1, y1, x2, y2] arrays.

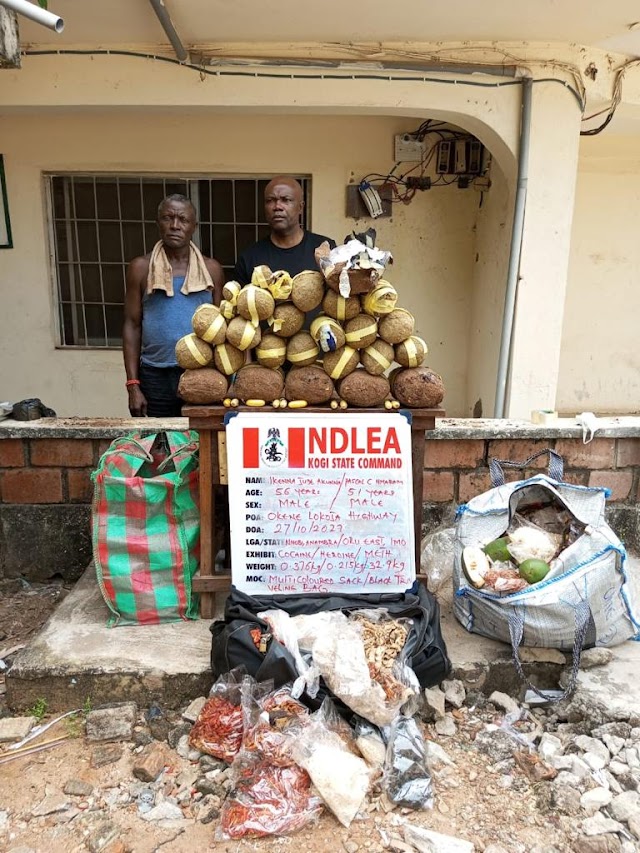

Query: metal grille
[[47, 174, 310, 348]]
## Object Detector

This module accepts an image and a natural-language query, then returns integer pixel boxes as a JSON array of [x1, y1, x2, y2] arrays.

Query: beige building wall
[[0, 112, 479, 417], [557, 134, 640, 416]]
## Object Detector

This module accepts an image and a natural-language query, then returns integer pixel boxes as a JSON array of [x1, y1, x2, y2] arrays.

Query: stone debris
[[609, 790, 640, 823], [86, 703, 137, 742], [434, 713, 456, 737], [441, 679, 466, 709], [423, 686, 445, 720], [86, 820, 121, 853], [0, 716, 36, 743], [31, 793, 70, 817], [580, 787, 613, 814], [518, 647, 566, 665], [582, 813, 626, 836], [91, 743, 123, 768], [488, 691, 519, 714], [580, 648, 614, 669], [141, 800, 184, 822], [132, 742, 168, 783], [403, 822, 475, 852], [182, 696, 206, 723], [63, 778, 94, 797]]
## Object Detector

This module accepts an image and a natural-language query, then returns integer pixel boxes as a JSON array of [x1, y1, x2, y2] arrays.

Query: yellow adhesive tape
[[185, 335, 208, 366], [201, 314, 225, 343], [330, 348, 354, 379], [365, 345, 391, 369], [217, 346, 233, 375], [247, 287, 259, 326], [289, 347, 319, 363], [239, 323, 256, 350]]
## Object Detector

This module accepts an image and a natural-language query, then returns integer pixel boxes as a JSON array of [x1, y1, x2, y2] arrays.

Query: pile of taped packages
[[190, 608, 434, 839], [175, 231, 446, 410]]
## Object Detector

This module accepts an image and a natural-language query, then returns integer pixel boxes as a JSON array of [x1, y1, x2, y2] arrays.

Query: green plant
[[64, 713, 84, 739], [82, 696, 93, 714], [28, 697, 48, 721]]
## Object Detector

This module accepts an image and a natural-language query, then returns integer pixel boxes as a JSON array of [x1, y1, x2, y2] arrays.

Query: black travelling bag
[[210, 585, 451, 712]]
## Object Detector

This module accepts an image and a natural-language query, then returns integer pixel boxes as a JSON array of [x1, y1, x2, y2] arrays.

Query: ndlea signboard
[[225, 411, 416, 595]]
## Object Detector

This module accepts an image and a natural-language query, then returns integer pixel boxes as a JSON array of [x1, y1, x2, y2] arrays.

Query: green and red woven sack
[[92, 430, 200, 626]]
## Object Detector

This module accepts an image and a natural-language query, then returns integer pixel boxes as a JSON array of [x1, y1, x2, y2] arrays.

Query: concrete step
[[6, 559, 640, 714]]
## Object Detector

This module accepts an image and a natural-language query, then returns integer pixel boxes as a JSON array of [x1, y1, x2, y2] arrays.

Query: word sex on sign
[[225, 411, 416, 596]]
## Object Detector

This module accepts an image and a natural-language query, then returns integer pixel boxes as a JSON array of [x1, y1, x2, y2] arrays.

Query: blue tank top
[[141, 276, 213, 368]]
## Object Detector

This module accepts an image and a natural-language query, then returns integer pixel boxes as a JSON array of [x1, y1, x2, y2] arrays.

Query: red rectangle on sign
[[243, 428, 259, 468], [288, 427, 305, 468]]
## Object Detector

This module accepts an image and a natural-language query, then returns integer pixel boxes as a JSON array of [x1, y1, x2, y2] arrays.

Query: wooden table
[[183, 405, 444, 618]]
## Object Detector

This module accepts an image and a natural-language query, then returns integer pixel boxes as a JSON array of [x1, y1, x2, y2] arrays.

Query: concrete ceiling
[[16, 0, 640, 52]]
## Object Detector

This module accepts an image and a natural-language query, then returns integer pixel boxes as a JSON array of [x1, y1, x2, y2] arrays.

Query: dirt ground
[[0, 581, 622, 853]]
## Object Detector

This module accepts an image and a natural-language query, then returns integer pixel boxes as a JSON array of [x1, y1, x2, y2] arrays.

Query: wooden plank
[[217, 432, 228, 485], [411, 427, 425, 573], [192, 574, 232, 592], [197, 429, 214, 619]]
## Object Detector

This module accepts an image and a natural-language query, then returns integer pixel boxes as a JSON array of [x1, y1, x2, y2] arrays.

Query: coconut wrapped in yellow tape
[[291, 270, 325, 313], [192, 304, 227, 345], [232, 364, 285, 403], [255, 333, 287, 369], [378, 308, 415, 345], [251, 265, 274, 289], [395, 335, 428, 368], [309, 315, 346, 354], [269, 270, 293, 301], [362, 280, 398, 316], [214, 342, 245, 376], [323, 345, 360, 380], [236, 284, 275, 325], [226, 316, 262, 351], [361, 338, 395, 375], [285, 365, 334, 404], [222, 280, 242, 304], [175, 333, 213, 369], [219, 299, 237, 321], [338, 369, 390, 408], [391, 366, 445, 408], [286, 331, 320, 367], [344, 313, 378, 350], [268, 303, 305, 338], [322, 290, 360, 323], [178, 368, 228, 404]]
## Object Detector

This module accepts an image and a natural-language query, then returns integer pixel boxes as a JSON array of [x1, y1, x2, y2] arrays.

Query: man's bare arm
[[205, 258, 225, 306], [122, 256, 149, 416]]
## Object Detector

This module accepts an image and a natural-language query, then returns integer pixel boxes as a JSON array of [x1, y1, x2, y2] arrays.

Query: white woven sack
[[454, 471, 640, 653]]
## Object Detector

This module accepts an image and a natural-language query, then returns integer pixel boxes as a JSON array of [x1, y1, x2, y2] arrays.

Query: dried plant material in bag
[[290, 719, 370, 827], [189, 669, 267, 763], [383, 716, 434, 810], [218, 756, 323, 840], [242, 684, 310, 767]]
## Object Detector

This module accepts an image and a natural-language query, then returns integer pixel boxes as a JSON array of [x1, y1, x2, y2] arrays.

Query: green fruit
[[462, 545, 489, 589], [483, 537, 511, 563], [518, 558, 550, 584]]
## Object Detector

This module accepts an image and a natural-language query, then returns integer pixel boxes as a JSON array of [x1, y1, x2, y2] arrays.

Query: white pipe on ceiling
[[0, 0, 64, 32]]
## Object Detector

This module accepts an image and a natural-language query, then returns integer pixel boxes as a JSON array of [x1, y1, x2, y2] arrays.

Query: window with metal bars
[[47, 174, 310, 348]]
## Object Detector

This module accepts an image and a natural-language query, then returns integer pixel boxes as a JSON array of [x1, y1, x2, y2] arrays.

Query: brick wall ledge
[[1, 414, 640, 441]]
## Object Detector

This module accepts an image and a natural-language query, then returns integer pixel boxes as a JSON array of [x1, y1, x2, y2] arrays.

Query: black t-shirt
[[233, 231, 335, 283]]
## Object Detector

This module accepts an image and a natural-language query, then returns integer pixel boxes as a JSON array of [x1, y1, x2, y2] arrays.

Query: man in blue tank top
[[123, 195, 224, 417]]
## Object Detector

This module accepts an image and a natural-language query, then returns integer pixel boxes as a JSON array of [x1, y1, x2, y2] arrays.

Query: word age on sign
[[225, 412, 416, 595]]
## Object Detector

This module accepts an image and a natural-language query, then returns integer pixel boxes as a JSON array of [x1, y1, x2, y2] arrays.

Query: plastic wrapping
[[353, 716, 386, 770], [311, 611, 417, 727], [217, 757, 323, 839], [257, 609, 320, 698], [420, 526, 456, 594], [189, 668, 268, 763], [506, 514, 562, 564], [290, 715, 370, 827], [242, 684, 310, 767], [382, 716, 433, 810]]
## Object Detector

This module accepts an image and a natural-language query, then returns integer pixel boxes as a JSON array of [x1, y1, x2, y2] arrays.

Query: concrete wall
[[557, 135, 640, 416], [0, 112, 479, 417]]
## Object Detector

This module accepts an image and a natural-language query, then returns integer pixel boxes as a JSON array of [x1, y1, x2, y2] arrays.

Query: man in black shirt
[[234, 176, 335, 282]]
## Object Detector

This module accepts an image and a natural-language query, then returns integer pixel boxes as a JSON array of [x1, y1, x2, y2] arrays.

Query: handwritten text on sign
[[225, 412, 416, 595]]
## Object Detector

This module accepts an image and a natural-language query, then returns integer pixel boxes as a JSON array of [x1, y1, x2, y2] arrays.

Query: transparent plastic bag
[[382, 716, 434, 810], [290, 610, 348, 651], [189, 668, 268, 763], [217, 754, 323, 840], [506, 514, 562, 564], [353, 716, 386, 770], [311, 613, 415, 727], [241, 683, 310, 767], [289, 714, 370, 827], [257, 609, 320, 698], [420, 526, 456, 594]]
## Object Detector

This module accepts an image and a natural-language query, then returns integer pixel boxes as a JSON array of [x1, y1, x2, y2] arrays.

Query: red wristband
[[125, 379, 141, 388]]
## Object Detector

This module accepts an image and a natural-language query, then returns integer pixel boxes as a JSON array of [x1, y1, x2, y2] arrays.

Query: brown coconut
[[344, 314, 378, 350], [378, 308, 415, 345], [269, 303, 305, 338], [286, 332, 320, 367], [255, 333, 287, 369], [226, 316, 262, 351], [285, 365, 334, 404], [291, 270, 326, 312], [236, 284, 275, 324], [391, 367, 445, 408], [394, 335, 428, 368], [322, 290, 360, 323], [192, 304, 227, 345], [309, 315, 346, 353], [178, 368, 228, 404], [214, 342, 245, 376], [361, 280, 398, 316], [361, 339, 395, 375], [222, 280, 242, 303], [232, 364, 284, 403], [175, 334, 213, 369], [323, 345, 360, 380], [338, 369, 390, 408]]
